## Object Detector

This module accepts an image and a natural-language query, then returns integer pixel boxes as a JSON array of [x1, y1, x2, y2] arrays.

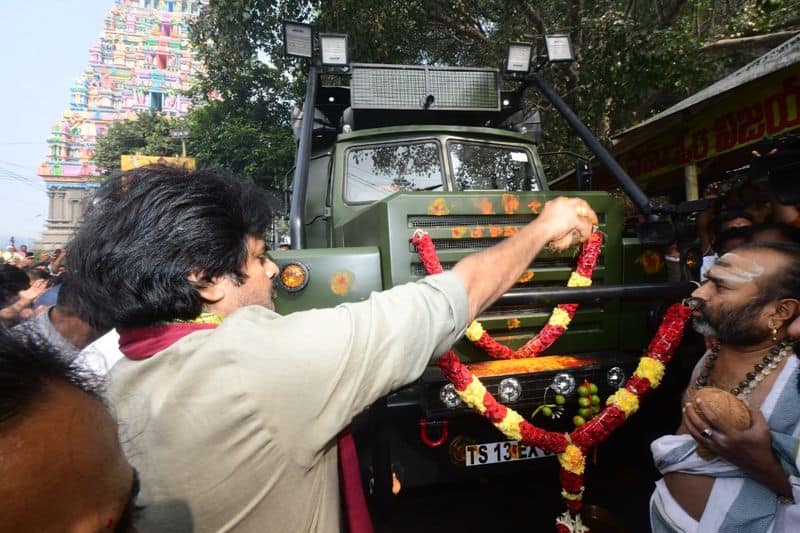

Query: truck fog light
[[607, 366, 626, 388], [279, 262, 310, 292], [550, 373, 576, 395], [439, 384, 462, 408], [498, 377, 522, 402]]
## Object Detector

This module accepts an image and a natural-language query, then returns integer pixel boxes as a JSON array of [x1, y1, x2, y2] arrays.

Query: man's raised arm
[[453, 196, 598, 322]]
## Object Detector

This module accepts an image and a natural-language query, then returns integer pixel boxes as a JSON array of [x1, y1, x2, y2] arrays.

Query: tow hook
[[418, 418, 449, 448]]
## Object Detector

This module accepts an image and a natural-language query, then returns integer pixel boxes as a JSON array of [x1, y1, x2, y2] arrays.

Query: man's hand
[[18, 279, 48, 304], [451, 197, 598, 321], [536, 197, 599, 251], [684, 397, 792, 497]]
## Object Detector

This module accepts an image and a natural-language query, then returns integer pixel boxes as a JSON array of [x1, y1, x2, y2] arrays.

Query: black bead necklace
[[695, 340, 791, 400]]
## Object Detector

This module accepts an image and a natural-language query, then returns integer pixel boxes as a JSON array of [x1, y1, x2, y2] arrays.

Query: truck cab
[[271, 61, 691, 501]]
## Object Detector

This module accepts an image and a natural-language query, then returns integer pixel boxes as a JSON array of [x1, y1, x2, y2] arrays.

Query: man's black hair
[[714, 225, 754, 256], [745, 223, 800, 245], [25, 267, 51, 283], [0, 264, 30, 308], [712, 210, 754, 240], [0, 328, 100, 426], [67, 165, 273, 330]]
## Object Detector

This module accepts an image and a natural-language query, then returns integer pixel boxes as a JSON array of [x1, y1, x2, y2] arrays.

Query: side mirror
[[512, 110, 542, 144], [638, 220, 676, 247]]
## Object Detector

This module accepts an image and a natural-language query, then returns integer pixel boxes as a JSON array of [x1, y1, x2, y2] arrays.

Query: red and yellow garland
[[412, 230, 604, 359], [411, 230, 691, 531]]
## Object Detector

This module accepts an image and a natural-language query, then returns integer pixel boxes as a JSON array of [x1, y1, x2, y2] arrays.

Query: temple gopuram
[[37, 0, 206, 250]]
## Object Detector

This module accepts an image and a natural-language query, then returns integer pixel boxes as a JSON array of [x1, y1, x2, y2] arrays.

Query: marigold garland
[[436, 303, 692, 532], [411, 230, 604, 359]]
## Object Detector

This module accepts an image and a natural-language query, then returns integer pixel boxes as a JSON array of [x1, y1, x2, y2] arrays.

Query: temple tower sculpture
[[37, 0, 206, 250]]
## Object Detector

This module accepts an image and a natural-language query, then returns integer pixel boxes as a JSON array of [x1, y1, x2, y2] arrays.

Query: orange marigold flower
[[474, 197, 495, 215], [489, 225, 504, 238], [528, 200, 543, 214], [452, 226, 467, 238], [636, 250, 664, 275], [470, 226, 484, 238], [507, 318, 521, 329], [330, 270, 354, 295], [503, 226, 518, 237], [427, 197, 450, 216], [502, 193, 520, 214], [517, 271, 535, 283]]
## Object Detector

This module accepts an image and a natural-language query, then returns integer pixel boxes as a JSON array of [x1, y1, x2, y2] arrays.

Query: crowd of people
[[2, 162, 800, 532]]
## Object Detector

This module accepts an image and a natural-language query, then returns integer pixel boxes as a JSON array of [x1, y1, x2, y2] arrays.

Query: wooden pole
[[684, 163, 699, 201]]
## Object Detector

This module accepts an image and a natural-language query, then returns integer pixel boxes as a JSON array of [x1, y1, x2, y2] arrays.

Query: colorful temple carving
[[37, 0, 206, 249]]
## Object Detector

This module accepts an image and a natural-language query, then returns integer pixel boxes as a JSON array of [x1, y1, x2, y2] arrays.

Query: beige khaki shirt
[[109, 272, 468, 532]]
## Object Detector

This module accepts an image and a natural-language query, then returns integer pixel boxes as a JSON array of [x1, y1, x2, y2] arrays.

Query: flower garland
[[411, 230, 604, 359], [437, 302, 691, 532]]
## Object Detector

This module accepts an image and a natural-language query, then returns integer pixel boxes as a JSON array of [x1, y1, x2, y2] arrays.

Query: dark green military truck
[[271, 46, 695, 502]]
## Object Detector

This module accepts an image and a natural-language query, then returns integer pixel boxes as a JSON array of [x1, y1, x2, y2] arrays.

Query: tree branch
[[661, 0, 687, 27], [427, 11, 487, 42], [701, 30, 800, 54], [520, 2, 547, 35]]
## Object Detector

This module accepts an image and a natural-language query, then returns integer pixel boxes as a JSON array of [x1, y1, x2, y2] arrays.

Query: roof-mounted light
[[319, 33, 348, 67], [282, 21, 313, 59], [544, 34, 574, 63], [505, 42, 533, 74]]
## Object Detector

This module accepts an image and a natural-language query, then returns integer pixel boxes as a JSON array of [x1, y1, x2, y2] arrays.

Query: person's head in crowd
[[0, 264, 30, 308], [51, 274, 104, 350], [25, 267, 51, 284], [745, 223, 800, 245], [18, 244, 27, 254], [712, 209, 754, 238], [689, 242, 800, 347], [713, 225, 754, 256], [0, 330, 139, 531], [69, 165, 277, 331]]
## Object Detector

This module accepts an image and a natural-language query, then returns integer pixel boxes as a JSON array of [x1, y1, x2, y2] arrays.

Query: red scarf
[[119, 322, 374, 533]]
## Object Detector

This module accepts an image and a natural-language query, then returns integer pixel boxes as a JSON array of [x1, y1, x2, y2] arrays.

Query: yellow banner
[[120, 154, 196, 171], [618, 66, 800, 181]]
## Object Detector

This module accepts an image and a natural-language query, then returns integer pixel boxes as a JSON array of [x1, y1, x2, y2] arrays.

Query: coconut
[[685, 386, 751, 460]]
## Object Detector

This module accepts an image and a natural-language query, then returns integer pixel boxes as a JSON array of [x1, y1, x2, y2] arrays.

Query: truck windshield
[[448, 142, 540, 191], [345, 141, 444, 203]]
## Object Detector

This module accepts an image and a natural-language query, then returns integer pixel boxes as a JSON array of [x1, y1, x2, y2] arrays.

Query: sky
[[0, 0, 115, 245]]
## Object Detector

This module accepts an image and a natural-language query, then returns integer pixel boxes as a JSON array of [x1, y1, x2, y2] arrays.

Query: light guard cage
[[349, 64, 500, 111]]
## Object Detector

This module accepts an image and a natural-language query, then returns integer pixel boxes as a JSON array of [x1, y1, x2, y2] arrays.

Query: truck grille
[[409, 214, 533, 227]]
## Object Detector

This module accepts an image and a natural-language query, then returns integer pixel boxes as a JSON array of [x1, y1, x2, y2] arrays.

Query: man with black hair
[[68, 164, 598, 532], [11, 274, 120, 375], [0, 329, 139, 532], [12, 274, 98, 356], [651, 242, 800, 531]]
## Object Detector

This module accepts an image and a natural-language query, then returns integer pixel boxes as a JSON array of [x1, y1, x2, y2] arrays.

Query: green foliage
[[186, 101, 295, 189], [185, 0, 800, 184], [93, 111, 184, 175]]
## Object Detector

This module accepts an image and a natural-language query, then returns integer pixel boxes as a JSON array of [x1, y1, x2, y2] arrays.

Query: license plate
[[464, 440, 554, 466]]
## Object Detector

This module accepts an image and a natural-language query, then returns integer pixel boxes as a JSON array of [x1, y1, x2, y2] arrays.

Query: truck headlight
[[279, 262, 310, 292], [439, 384, 462, 408], [498, 378, 521, 403], [607, 367, 626, 388], [550, 373, 576, 395]]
